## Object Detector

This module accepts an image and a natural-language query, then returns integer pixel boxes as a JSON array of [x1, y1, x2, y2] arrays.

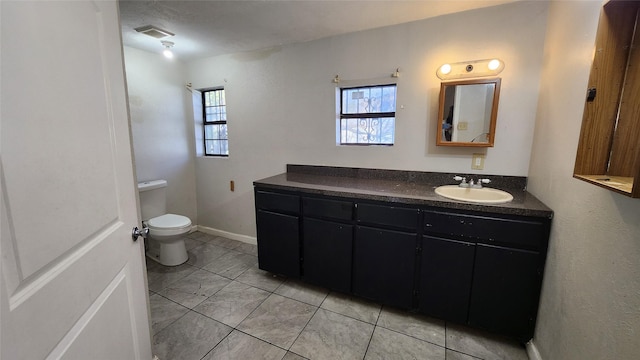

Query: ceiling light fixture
[[161, 40, 174, 59]]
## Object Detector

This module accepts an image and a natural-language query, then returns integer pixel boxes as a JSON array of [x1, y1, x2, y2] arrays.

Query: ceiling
[[119, 0, 518, 62]]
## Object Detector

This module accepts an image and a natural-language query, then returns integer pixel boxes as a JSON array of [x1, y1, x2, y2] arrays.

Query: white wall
[[186, 1, 550, 237], [528, 1, 640, 359], [123, 47, 197, 222]]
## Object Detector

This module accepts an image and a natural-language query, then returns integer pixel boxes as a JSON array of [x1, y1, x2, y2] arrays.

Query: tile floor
[[147, 231, 529, 360]]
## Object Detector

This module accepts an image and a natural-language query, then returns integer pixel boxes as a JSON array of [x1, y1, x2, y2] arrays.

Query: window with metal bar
[[339, 84, 396, 145], [203, 88, 228, 156]]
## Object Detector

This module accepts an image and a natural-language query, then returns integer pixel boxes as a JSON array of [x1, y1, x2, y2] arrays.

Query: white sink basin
[[435, 185, 513, 204]]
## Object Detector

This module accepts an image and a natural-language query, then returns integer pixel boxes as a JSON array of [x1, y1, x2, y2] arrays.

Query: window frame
[[202, 88, 228, 157], [338, 83, 397, 146]]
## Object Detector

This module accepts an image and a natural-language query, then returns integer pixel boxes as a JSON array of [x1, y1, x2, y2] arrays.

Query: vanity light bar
[[437, 59, 504, 80]]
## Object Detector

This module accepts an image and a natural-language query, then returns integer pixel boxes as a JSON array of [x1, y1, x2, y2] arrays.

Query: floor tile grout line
[[195, 318, 235, 360], [375, 323, 447, 352], [286, 302, 322, 354], [318, 304, 380, 326], [148, 295, 191, 336]]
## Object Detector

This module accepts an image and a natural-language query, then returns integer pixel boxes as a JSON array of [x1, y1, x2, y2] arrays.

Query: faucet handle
[[479, 178, 491, 184], [453, 176, 464, 181]]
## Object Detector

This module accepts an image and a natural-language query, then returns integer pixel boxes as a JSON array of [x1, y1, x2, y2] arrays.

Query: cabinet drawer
[[255, 190, 299, 214], [424, 211, 546, 250], [303, 197, 353, 221], [357, 203, 419, 231]]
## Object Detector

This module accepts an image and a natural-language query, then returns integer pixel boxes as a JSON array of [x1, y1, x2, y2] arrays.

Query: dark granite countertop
[[253, 165, 553, 219]]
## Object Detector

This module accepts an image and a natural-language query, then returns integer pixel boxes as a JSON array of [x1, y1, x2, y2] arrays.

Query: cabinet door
[[468, 244, 540, 340], [419, 236, 475, 323], [353, 226, 417, 308], [256, 210, 300, 278], [303, 218, 353, 292]]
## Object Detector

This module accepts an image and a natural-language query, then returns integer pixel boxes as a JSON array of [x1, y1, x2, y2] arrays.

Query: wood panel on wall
[[574, 0, 640, 197], [573, 1, 636, 175], [608, 7, 640, 178]]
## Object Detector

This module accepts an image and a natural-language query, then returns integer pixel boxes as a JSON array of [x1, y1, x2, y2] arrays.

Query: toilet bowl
[[138, 180, 192, 266], [145, 213, 192, 266]]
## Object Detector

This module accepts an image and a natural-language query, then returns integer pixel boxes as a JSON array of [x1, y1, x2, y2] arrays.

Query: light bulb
[[163, 49, 173, 58], [488, 59, 501, 71], [440, 64, 452, 75]]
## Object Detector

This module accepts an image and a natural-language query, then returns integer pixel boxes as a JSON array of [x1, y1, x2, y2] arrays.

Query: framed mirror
[[436, 78, 501, 147]]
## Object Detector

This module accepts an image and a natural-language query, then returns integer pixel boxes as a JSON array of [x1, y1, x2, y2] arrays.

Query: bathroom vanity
[[253, 165, 553, 342]]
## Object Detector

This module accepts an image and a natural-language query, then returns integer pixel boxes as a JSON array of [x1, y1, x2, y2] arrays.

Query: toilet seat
[[147, 214, 191, 236]]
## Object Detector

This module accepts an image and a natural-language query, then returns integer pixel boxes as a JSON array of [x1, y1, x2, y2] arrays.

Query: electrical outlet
[[472, 154, 485, 170], [457, 121, 468, 130]]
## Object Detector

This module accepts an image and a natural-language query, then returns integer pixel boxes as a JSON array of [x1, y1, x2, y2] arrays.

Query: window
[[203, 88, 228, 156], [339, 84, 397, 145]]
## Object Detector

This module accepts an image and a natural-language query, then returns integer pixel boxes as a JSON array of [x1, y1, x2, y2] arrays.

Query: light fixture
[[161, 40, 174, 59], [436, 58, 504, 80], [488, 59, 501, 71]]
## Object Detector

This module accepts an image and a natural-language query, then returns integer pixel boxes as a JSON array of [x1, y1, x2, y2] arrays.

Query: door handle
[[131, 226, 149, 242]]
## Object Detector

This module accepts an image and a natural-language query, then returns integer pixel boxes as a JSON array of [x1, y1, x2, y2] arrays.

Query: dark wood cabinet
[[254, 185, 551, 341], [256, 209, 300, 277], [255, 190, 301, 278], [421, 208, 549, 341], [303, 218, 353, 292], [301, 197, 354, 292], [353, 225, 416, 308], [419, 235, 475, 323], [468, 244, 541, 340]]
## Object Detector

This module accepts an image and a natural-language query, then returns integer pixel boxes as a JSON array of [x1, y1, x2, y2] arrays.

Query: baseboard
[[196, 225, 257, 245], [526, 340, 542, 360]]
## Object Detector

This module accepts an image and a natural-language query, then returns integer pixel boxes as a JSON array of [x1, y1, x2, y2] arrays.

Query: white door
[[1, 1, 152, 359]]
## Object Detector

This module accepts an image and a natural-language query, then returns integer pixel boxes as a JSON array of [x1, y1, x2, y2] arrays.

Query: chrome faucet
[[454, 176, 491, 188], [471, 178, 491, 189], [453, 176, 469, 188]]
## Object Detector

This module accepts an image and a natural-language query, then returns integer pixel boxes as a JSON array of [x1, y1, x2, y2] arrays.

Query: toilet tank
[[138, 180, 167, 221]]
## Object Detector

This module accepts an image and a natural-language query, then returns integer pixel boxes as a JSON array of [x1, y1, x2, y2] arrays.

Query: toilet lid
[[147, 214, 191, 230]]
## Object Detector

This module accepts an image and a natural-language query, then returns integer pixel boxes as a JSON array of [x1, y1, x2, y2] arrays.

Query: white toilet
[[138, 180, 192, 266]]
